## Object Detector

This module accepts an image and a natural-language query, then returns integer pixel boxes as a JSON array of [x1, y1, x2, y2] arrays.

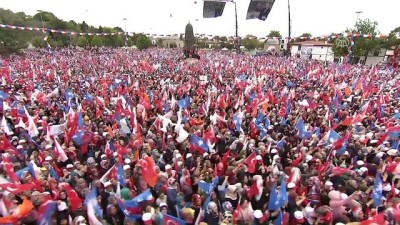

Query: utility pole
[[233, 1, 240, 52]]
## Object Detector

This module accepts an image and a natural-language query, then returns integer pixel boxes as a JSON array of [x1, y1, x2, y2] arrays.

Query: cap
[[31, 191, 41, 196], [66, 164, 74, 169], [186, 153, 193, 158], [45, 156, 53, 161], [287, 182, 295, 189], [87, 157, 95, 164], [305, 155, 313, 162], [40, 167, 48, 171], [325, 181, 333, 186], [294, 211, 305, 222], [255, 155, 262, 161], [253, 210, 263, 219], [159, 202, 167, 208], [271, 149, 278, 154], [356, 160, 364, 166], [45, 144, 52, 149], [383, 184, 391, 192], [104, 181, 112, 187], [123, 165, 131, 170], [142, 213, 152, 224], [101, 154, 107, 159], [165, 164, 172, 170], [124, 158, 131, 164]]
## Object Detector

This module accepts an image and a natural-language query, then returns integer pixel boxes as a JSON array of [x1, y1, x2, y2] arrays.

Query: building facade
[[290, 41, 334, 62]]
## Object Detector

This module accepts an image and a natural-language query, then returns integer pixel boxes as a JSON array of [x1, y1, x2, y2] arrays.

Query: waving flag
[[139, 156, 158, 187], [177, 96, 190, 109], [85, 188, 103, 225], [163, 214, 186, 225], [372, 173, 383, 207], [198, 177, 219, 195], [190, 134, 209, 153], [117, 163, 127, 187], [268, 184, 278, 210], [318, 129, 341, 146], [124, 189, 153, 208], [0, 91, 9, 100], [246, 0, 275, 21], [203, 0, 227, 18]]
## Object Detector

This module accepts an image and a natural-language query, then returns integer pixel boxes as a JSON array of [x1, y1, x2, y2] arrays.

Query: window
[[298, 45, 301, 50], [321, 47, 324, 49]]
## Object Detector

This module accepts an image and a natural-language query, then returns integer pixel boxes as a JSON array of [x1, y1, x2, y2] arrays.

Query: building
[[361, 48, 387, 66], [290, 41, 334, 61], [156, 36, 184, 48]]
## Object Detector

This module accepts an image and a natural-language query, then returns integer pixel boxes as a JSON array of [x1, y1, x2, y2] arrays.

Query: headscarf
[[121, 188, 131, 201]]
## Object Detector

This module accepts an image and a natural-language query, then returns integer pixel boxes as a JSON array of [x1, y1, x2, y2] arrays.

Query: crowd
[[0, 47, 399, 225]]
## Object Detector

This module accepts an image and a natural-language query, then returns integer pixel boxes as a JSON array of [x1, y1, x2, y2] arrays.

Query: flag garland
[[0, 23, 395, 41]]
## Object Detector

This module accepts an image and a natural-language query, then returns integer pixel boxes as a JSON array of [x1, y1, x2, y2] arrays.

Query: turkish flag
[[140, 156, 158, 187], [244, 152, 257, 174]]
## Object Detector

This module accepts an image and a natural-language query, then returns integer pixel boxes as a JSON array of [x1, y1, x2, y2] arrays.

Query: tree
[[136, 35, 151, 50], [268, 30, 281, 38], [31, 36, 45, 48], [347, 19, 380, 64], [77, 36, 88, 47], [156, 38, 164, 47], [91, 36, 103, 47]]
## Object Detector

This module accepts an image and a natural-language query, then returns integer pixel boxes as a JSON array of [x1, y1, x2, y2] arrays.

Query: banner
[[203, 0, 227, 18], [246, 0, 275, 21]]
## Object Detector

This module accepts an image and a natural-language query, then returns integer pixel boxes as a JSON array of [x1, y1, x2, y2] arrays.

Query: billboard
[[246, 0, 275, 21]]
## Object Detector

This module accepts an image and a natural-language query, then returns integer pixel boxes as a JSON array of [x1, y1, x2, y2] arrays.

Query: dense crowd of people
[[0, 47, 399, 225]]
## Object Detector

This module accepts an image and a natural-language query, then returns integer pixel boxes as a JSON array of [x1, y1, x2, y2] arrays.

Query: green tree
[[77, 36, 89, 47], [383, 26, 400, 49], [91, 36, 103, 47], [31, 36, 45, 48], [347, 19, 380, 63], [156, 38, 164, 47], [268, 30, 281, 38], [136, 35, 151, 50]]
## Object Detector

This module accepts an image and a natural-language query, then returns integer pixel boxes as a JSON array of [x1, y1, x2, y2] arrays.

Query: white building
[[362, 48, 387, 66], [290, 41, 334, 62]]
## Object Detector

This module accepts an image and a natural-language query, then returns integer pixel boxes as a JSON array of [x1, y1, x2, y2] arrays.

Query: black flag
[[246, 0, 275, 21]]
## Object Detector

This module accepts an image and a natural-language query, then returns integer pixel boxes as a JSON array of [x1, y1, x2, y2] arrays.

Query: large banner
[[246, 0, 275, 21], [203, 0, 227, 18]]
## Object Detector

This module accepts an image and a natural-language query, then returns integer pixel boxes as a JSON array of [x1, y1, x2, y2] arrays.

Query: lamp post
[[233, 0, 239, 52], [123, 18, 128, 46], [286, 0, 292, 57]]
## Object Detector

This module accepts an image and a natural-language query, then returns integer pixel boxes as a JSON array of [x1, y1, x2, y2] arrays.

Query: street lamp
[[123, 18, 128, 47], [355, 11, 363, 23]]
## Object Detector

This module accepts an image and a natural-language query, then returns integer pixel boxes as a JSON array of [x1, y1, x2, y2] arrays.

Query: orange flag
[[12, 199, 34, 218], [139, 156, 158, 187]]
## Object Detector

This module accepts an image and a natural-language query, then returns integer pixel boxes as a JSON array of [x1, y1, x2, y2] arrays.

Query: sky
[[1, 0, 399, 38]]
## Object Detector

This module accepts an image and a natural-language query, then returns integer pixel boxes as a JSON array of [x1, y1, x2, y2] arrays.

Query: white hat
[[66, 164, 74, 169], [273, 155, 280, 161], [58, 201, 68, 211], [124, 158, 131, 164], [271, 149, 278, 154], [255, 155, 262, 161], [123, 165, 131, 170], [113, 152, 118, 157], [104, 181, 112, 187], [142, 212, 152, 221], [203, 152, 209, 157], [159, 202, 167, 208], [294, 211, 304, 220], [388, 149, 398, 156], [359, 167, 368, 173], [356, 160, 364, 166], [325, 181, 333, 186], [165, 164, 172, 170], [45, 156, 53, 161], [287, 182, 295, 189], [175, 153, 182, 159], [101, 154, 107, 159], [370, 140, 378, 144], [343, 151, 349, 156], [186, 153, 192, 158], [167, 135, 173, 138], [335, 223, 345, 225], [16, 145, 23, 149], [305, 155, 313, 162], [253, 210, 263, 219], [376, 152, 384, 158], [45, 144, 52, 149]]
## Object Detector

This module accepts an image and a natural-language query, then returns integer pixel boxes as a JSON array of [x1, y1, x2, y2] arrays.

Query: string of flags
[[0, 23, 397, 41]]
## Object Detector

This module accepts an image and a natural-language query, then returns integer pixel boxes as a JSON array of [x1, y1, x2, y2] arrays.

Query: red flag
[[361, 213, 385, 225], [247, 181, 260, 199], [244, 152, 257, 174], [139, 156, 158, 187]]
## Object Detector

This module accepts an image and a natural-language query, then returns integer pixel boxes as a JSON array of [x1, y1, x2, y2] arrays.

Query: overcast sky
[[1, 0, 399, 38]]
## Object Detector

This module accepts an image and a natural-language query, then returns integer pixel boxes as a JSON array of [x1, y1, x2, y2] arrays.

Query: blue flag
[[372, 173, 383, 207]]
